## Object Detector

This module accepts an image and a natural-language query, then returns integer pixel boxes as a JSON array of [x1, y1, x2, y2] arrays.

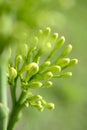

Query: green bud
[[37, 101, 44, 112], [42, 81, 53, 88], [48, 65, 61, 73], [59, 44, 72, 58], [56, 58, 70, 68], [34, 71, 53, 81], [49, 33, 58, 43], [27, 81, 42, 89], [46, 103, 55, 110], [40, 61, 51, 71], [46, 36, 65, 60], [16, 55, 22, 63], [20, 62, 39, 75], [22, 44, 28, 58], [68, 59, 78, 67], [25, 63, 39, 81], [56, 36, 65, 50], [43, 72, 53, 80], [16, 55, 23, 70], [9, 67, 17, 79], [43, 27, 51, 37], [29, 95, 42, 102], [54, 72, 72, 78]]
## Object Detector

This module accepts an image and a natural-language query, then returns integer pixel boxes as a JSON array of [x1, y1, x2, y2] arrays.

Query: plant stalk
[[0, 52, 9, 130]]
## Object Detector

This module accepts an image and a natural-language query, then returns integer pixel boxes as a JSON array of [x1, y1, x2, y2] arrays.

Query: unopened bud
[[68, 59, 78, 67], [50, 33, 58, 42], [16, 55, 23, 70], [48, 65, 61, 73], [54, 72, 72, 78], [43, 27, 51, 37], [46, 103, 55, 110], [59, 44, 72, 58], [43, 72, 53, 80], [22, 44, 28, 58], [56, 58, 70, 68], [16, 55, 22, 63], [20, 62, 39, 79], [28, 81, 42, 89], [9, 67, 17, 79], [56, 36, 65, 50], [42, 81, 53, 88], [40, 61, 51, 71]]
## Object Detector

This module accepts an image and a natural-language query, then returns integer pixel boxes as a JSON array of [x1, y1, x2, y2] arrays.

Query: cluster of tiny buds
[[7, 27, 78, 111]]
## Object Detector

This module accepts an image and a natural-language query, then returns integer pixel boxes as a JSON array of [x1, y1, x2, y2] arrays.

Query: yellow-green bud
[[16, 55, 22, 63], [9, 67, 17, 79], [54, 72, 72, 78], [28, 81, 42, 89], [16, 55, 23, 70], [59, 44, 72, 58], [56, 58, 70, 68], [68, 59, 78, 67], [46, 103, 55, 110], [42, 81, 53, 88], [37, 101, 44, 112], [40, 61, 51, 71], [43, 27, 51, 37], [20, 62, 39, 79], [22, 44, 28, 58], [56, 36, 65, 49], [43, 72, 53, 80], [50, 33, 58, 42], [48, 65, 61, 73]]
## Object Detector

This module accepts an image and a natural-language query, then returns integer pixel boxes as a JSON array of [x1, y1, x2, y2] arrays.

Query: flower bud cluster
[[25, 93, 54, 112], [7, 27, 78, 111]]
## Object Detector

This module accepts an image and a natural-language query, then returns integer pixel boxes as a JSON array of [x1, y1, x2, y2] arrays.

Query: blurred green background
[[1, 0, 87, 130]]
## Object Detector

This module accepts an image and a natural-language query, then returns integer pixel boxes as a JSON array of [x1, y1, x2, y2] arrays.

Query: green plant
[[0, 1, 78, 130], [6, 27, 78, 130]]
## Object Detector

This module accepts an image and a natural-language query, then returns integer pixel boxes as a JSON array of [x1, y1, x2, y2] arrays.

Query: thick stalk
[[7, 91, 28, 130], [0, 52, 8, 130], [7, 103, 23, 130]]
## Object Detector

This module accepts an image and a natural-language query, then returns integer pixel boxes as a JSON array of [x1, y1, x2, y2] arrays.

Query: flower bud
[[68, 59, 78, 67], [37, 101, 44, 112], [48, 65, 61, 73], [9, 67, 17, 79], [43, 27, 51, 37], [59, 44, 72, 58], [46, 36, 65, 60], [49, 33, 58, 43], [27, 81, 42, 89], [22, 44, 28, 58], [43, 72, 53, 80], [40, 61, 51, 71], [54, 72, 72, 78], [56, 36, 65, 50], [42, 81, 53, 88], [46, 103, 55, 110], [16, 55, 22, 63], [20, 62, 39, 80], [25, 63, 39, 81], [29, 95, 42, 102], [16, 55, 23, 70], [56, 58, 70, 68]]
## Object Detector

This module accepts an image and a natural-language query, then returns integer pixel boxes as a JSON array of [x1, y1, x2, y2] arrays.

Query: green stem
[[0, 52, 8, 130], [10, 77, 18, 107], [7, 103, 23, 130], [7, 91, 27, 130]]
